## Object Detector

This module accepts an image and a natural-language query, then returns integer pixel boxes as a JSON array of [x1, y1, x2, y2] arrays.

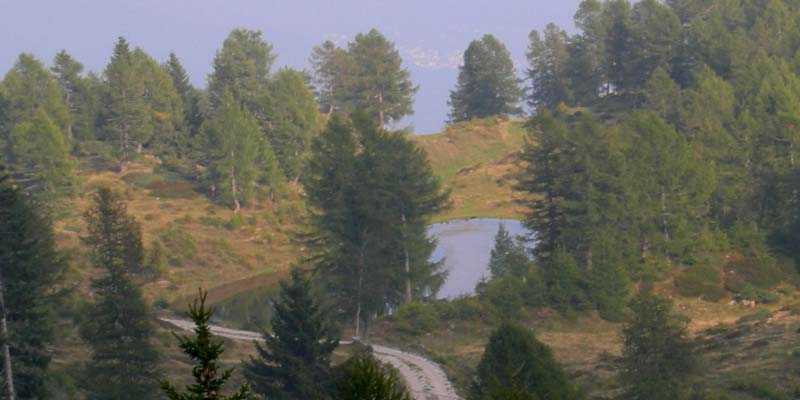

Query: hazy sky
[[1, 0, 581, 133]]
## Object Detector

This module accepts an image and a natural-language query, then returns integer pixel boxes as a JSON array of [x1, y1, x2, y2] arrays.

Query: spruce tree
[[449, 35, 522, 122], [334, 351, 411, 400], [161, 290, 250, 400], [80, 187, 160, 400], [0, 169, 65, 398], [164, 52, 203, 136], [243, 269, 339, 400], [621, 292, 697, 400], [488, 223, 530, 278], [469, 322, 578, 400]]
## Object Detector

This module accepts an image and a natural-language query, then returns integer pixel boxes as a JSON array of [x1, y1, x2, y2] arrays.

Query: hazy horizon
[[1, 0, 581, 133]]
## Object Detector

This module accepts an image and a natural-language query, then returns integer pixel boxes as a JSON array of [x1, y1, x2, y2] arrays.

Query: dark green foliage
[[488, 223, 530, 278], [621, 292, 697, 400], [52, 50, 100, 141], [80, 187, 160, 400], [449, 35, 522, 122], [164, 52, 204, 138], [243, 269, 339, 400], [334, 351, 411, 400], [527, 23, 573, 108], [0, 169, 65, 398], [306, 114, 448, 336], [161, 290, 250, 400], [469, 322, 578, 400]]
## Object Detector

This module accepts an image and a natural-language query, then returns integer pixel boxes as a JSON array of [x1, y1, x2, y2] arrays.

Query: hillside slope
[[411, 117, 527, 222]]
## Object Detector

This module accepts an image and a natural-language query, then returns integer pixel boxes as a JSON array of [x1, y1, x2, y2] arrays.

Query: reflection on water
[[430, 218, 529, 299], [213, 218, 530, 328]]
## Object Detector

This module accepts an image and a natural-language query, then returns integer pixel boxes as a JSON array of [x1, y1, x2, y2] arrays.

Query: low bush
[[159, 225, 197, 267], [392, 302, 440, 335], [675, 265, 723, 300]]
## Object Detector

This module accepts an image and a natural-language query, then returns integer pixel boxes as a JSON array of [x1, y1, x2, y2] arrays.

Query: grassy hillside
[[52, 155, 306, 306], [411, 117, 528, 222], [371, 294, 800, 399]]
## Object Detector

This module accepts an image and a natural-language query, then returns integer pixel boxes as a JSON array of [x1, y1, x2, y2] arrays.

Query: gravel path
[[159, 317, 461, 400]]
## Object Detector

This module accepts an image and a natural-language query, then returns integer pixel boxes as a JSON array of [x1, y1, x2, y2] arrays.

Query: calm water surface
[[431, 218, 529, 299]]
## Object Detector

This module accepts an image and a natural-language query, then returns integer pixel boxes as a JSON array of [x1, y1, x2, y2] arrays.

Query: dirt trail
[[159, 318, 461, 400]]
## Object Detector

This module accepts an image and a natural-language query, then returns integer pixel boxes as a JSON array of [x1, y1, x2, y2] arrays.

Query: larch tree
[[267, 68, 321, 183], [80, 187, 161, 400], [7, 108, 76, 199], [244, 269, 339, 400], [102, 37, 151, 171], [309, 40, 354, 116], [527, 23, 573, 109], [131, 48, 186, 156], [345, 29, 417, 128], [203, 90, 279, 211], [0, 169, 66, 399], [0, 53, 70, 135], [207, 28, 276, 116], [449, 34, 522, 122]]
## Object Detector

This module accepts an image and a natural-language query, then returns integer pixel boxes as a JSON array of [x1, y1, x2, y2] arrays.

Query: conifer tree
[[52, 50, 94, 141], [244, 269, 339, 400], [469, 322, 578, 400], [309, 40, 353, 116], [164, 52, 203, 136], [488, 224, 530, 278], [345, 29, 417, 127], [267, 68, 321, 182], [7, 108, 76, 200], [0, 169, 65, 399], [0, 53, 70, 135], [131, 48, 186, 156], [621, 292, 697, 400], [80, 187, 160, 400], [449, 35, 522, 122], [161, 290, 250, 400], [202, 90, 280, 211], [102, 37, 151, 170], [527, 23, 573, 109], [334, 351, 411, 400], [207, 29, 276, 115]]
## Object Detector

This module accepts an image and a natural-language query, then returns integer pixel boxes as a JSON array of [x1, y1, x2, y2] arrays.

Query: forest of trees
[[4, 0, 800, 398]]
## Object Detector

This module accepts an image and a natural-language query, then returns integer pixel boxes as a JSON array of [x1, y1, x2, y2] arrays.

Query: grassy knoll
[[52, 156, 306, 306], [370, 292, 800, 399], [411, 117, 528, 222]]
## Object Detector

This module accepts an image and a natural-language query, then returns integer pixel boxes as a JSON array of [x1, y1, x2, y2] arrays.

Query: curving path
[[159, 317, 461, 400]]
